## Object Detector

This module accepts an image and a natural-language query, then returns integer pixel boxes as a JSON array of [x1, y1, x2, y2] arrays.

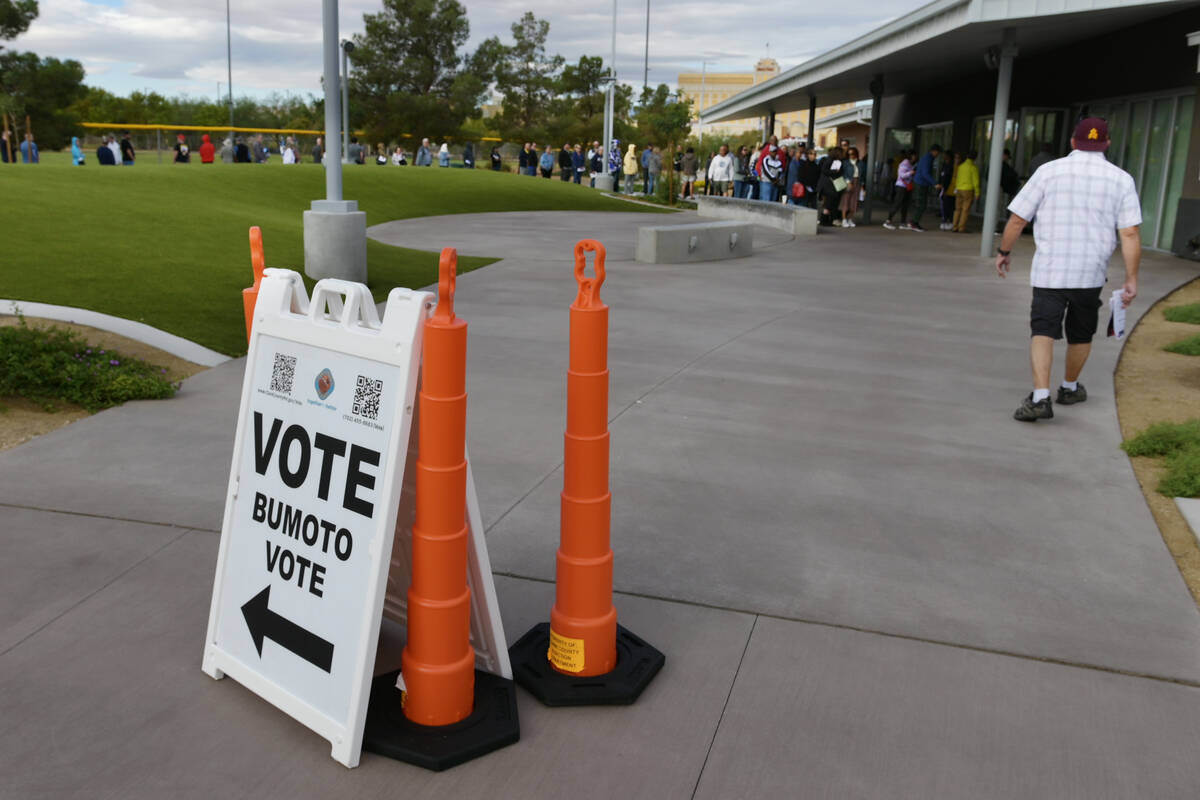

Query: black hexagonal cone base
[[362, 669, 520, 772], [508, 622, 665, 707]]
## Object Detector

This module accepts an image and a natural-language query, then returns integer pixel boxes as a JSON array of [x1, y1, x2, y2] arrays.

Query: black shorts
[[1030, 287, 1103, 344]]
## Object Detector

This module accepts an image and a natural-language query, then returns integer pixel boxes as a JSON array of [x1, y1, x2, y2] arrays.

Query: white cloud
[[10, 0, 921, 98]]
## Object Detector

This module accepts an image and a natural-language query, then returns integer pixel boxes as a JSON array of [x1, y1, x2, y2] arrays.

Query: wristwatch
[[997, 248, 1011, 257]]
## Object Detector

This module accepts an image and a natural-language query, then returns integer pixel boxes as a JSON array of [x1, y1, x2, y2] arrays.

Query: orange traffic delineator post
[[509, 239, 665, 706], [361, 249, 520, 771], [242, 226, 266, 343]]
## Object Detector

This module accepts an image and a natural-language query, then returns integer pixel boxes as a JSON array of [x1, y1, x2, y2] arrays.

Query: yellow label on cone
[[548, 629, 585, 673]]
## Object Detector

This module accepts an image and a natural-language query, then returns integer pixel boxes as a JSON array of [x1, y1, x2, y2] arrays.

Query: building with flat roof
[[700, 0, 1200, 259], [678, 58, 852, 143]]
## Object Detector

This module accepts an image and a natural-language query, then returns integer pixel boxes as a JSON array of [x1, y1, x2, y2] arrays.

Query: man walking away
[[996, 118, 1141, 422], [909, 144, 941, 231], [312, 136, 323, 164], [952, 151, 979, 232], [559, 142, 573, 181]]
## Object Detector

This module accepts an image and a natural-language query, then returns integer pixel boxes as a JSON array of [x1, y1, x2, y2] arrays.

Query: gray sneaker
[[1013, 393, 1054, 422], [1056, 384, 1087, 405]]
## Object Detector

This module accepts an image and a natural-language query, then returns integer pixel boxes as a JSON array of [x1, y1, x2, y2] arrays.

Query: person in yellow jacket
[[622, 143, 639, 195], [952, 151, 980, 232]]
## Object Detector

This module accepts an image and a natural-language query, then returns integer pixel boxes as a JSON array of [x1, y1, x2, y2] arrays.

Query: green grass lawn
[[1164, 303, 1200, 325], [1122, 419, 1200, 497], [2, 153, 664, 355]]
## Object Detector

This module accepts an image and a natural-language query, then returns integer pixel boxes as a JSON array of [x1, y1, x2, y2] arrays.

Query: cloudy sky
[[11, 0, 924, 101]]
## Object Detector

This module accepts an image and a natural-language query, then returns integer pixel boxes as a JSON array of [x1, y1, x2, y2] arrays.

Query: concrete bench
[[635, 221, 754, 264], [695, 195, 819, 236]]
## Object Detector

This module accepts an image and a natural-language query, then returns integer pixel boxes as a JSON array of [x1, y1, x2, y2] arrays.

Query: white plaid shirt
[[1007, 150, 1142, 288]]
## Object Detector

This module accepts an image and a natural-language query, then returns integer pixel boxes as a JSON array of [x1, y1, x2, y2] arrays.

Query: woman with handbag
[[817, 146, 847, 227], [839, 146, 862, 226]]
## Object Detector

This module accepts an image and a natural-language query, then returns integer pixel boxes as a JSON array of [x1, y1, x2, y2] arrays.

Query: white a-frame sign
[[203, 269, 510, 768]]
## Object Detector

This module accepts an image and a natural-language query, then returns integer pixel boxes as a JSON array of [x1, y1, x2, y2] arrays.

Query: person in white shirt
[[706, 144, 734, 196], [995, 117, 1142, 422], [281, 137, 297, 164]]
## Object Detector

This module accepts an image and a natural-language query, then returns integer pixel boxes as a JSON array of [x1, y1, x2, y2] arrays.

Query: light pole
[[226, 0, 234, 141], [340, 39, 354, 164], [642, 0, 650, 91], [303, 0, 367, 283], [698, 60, 709, 147], [595, 0, 617, 191]]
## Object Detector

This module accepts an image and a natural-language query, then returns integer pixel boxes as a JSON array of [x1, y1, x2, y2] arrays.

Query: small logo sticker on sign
[[548, 629, 585, 673], [315, 368, 335, 400]]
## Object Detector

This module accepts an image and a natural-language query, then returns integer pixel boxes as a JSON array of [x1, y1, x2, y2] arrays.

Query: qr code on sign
[[270, 353, 297, 394], [353, 375, 383, 420]]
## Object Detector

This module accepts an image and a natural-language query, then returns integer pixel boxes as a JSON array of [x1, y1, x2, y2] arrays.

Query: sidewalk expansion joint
[[0, 502, 219, 533], [691, 614, 757, 800], [0, 527, 194, 659], [492, 570, 1200, 691]]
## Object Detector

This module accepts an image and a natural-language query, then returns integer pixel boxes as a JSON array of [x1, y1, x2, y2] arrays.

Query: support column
[[980, 29, 1018, 258], [304, 0, 367, 283], [767, 109, 776, 140], [807, 95, 817, 147], [864, 76, 883, 224]]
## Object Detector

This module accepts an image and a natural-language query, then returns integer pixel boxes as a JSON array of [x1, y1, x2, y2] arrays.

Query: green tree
[[0, 50, 85, 148], [348, 0, 497, 142], [634, 84, 691, 145], [494, 12, 563, 142], [0, 0, 37, 40]]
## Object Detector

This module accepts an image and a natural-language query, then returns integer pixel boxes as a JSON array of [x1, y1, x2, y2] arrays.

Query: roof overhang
[[702, 0, 1198, 124]]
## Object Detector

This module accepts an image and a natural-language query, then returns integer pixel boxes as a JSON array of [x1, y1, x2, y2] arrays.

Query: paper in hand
[[1107, 289, 1127, 339]]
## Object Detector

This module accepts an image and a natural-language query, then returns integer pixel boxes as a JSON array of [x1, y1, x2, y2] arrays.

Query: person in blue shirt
[[909, 144, 941, 232], [71, 136, 85, 165], [539, 145, 555, 178], [640, 144, 651, 191], [20, 132, 39, 163]]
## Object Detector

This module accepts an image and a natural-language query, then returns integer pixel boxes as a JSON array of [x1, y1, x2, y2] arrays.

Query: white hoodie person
[[707, 148, 735, 183]]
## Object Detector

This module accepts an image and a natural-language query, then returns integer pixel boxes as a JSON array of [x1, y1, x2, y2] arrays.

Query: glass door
[[1017, 108, 1066, 177], [971, 115, 1017, 212]]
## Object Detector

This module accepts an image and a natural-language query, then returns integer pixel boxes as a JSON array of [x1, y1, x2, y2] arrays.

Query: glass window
[[1123, 101, 1150, 188], [1158, 96, 1193, 249], [1139, 99, 1174, 247]]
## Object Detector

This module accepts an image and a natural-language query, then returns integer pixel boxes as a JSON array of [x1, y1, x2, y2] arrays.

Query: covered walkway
[[701, 0, 1200, 259]]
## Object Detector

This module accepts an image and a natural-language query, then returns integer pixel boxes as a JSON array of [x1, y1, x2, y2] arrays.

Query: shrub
[[1121, 419, 1200, 457], [1163, 334, 1200, 356], [0, 315, 180, 413], [1163, 303, 1200, 325], [1122, 419, 1200, 498]]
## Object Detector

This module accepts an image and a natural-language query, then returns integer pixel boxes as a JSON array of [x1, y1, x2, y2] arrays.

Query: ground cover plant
[[0, 313, 178, 412], [1163, 303, 1200, 325], [1164, 334, 1200, 356], [1, 154, 666, 355], [1122, 419, 1200, 497]]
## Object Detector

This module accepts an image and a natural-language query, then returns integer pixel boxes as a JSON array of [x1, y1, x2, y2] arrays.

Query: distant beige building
[[677, 58, 853, 143]]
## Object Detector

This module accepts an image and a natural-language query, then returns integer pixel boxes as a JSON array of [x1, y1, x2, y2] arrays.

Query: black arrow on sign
[[241, 586, 334, 673]]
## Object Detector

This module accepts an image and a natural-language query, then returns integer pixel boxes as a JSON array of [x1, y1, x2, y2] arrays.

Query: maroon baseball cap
[[1072, 117, 1109, 151]]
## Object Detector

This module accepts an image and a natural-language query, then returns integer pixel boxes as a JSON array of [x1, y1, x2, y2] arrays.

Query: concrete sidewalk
[[3, 212, 1200, 798]]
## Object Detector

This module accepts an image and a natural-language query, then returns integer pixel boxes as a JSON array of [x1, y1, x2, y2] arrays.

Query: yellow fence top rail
[[79, 122, 504, 142]]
